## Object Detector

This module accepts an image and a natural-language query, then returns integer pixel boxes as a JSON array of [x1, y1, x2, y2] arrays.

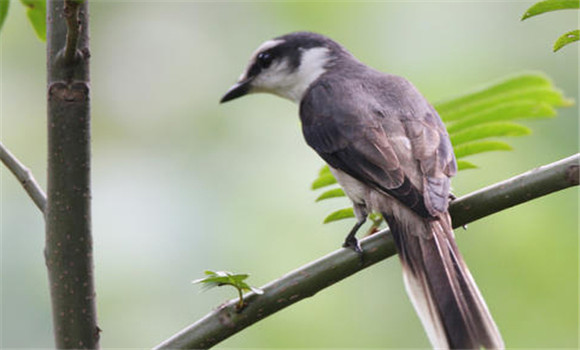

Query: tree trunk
[[45, 1, 99, 348]]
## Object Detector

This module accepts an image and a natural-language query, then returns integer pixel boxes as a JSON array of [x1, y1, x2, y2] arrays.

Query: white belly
[[328, 166, 368, 205]]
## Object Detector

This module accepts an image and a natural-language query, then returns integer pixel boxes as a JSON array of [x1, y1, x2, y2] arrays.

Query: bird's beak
[[220, 78, 253, 103]]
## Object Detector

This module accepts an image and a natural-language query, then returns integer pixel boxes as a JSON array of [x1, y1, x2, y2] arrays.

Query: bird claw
[[343, 236, 364, 264]]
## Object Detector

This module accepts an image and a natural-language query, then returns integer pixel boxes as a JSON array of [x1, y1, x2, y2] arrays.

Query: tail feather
[[384, 212, 504, 349]]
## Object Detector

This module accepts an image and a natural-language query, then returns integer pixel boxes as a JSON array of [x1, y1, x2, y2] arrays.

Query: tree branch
[[154, 153, 579, 350], [0, 141, 46, 213], [450, 154, 579, 227], [46, 1, 99, 348]]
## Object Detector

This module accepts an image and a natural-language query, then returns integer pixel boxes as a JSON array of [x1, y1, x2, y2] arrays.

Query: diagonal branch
[[0, 141, 46, 213], [154, 153, 579, 350]]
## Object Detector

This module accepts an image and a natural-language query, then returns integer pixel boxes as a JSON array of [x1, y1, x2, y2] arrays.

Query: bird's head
[[220, 32, 345, 104]]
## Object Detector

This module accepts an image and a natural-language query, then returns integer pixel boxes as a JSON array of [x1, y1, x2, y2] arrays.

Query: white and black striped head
[[220, 32, 346, 103]]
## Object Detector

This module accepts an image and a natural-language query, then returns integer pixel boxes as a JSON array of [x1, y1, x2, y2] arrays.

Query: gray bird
[[221, 32, 504, 349]]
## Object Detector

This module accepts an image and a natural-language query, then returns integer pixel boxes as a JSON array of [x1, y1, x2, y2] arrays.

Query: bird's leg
[[342, 217, 366, 255], [342, 204, 367, 264]]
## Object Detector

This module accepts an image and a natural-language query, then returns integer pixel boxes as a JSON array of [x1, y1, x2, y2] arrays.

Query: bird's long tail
[[383, 212, 504, 349]]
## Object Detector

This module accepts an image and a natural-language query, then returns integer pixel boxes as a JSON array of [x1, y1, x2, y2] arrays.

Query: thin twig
[[0, 141, 46, 213], [63, 0, 81, 65], [154, 153, 579, 350]]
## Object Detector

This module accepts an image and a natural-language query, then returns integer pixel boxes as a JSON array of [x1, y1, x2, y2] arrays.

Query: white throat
[[253, 47, 331, 103], [282, 47, 330, 103]]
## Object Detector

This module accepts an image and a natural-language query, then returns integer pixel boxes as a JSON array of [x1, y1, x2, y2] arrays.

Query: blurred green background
[[1, 1, 578, 349]]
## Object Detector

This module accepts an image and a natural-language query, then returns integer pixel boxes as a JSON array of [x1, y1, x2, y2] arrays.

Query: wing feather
[[300, 75, 456, 217]]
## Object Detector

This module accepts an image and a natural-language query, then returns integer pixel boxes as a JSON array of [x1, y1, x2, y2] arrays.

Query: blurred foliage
[[0, 0, 8, 32], [313, 73, 573, 224], [522, 0, 579, 51], [0, 0, 46, 40], [20, 0, 45, 41], [193, 270, 263, 310]]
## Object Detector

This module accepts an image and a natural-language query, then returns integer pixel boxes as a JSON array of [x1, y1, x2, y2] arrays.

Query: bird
[[220, 31, 504, 349]]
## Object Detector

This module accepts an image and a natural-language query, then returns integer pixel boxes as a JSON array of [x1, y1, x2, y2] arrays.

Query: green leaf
[[193, 270, 243, 286], [311, 173, 337, 189], [20, 0, 45, 41], [193, 270, 263, 309], [312, 166, 336, 190], [315, 188, 346, 202], [454, 140, 512, 159], [0, 0, 9, 33], [446, 101, 555, 134], [521, 0, 579, 20], [323, 208, 355, 224], [439, 87, 572, 122], [238, 281, 264, 294], [193, 271, 231, 286], [457, 160, 478, 171], [553, 29, 580, 51], [368, 212, 384, 223], [229, 274, 250, 283], [450, 122, 531, 146], [318, 165, 331, 176], [434, 73, 553, 115]]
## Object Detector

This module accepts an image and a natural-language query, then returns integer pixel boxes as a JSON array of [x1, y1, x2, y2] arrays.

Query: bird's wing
[[399, 104, 457, 214], [300, 77, 456, 217]]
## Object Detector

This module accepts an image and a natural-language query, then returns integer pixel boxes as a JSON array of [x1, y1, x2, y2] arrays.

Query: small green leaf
[[553, 29, 580, 51], [434, 74, 553, 115], [0, 0, 9, 33], [315, 188, 346, 202], [20, 0, 45, 41], [193, 271, 245, 287], [193, 270, 262, 308], [311, 173, 337, 189], [323, 208, 355, 224], [450, 122, 531, 146], [522, 0, 579, 20], [454, 140, 512, 159], [229, 274, 249, 283], [446, 101, 555, 134], [318, 165, 331, 176], [193, 271, 231, 287], [368, 212, 384, 223], [238, 281, 264, 294], [457, 160, 478, 171], [440, 87, 572, 122]]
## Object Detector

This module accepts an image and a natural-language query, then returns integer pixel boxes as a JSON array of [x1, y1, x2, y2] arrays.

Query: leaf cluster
[[312, 73, 573, 224], [521, 0, 580, 52], [193, 270, 263, 310]]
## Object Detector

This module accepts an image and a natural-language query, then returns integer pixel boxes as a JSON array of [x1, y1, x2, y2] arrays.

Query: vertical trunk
[[45, 1, 99, 348]]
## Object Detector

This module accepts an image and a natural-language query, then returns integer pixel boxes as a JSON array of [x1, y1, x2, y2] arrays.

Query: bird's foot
[[343, 236, 364, 264]]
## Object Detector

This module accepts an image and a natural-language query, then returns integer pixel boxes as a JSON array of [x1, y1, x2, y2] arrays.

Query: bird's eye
[[257, 52, 274, 69]]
